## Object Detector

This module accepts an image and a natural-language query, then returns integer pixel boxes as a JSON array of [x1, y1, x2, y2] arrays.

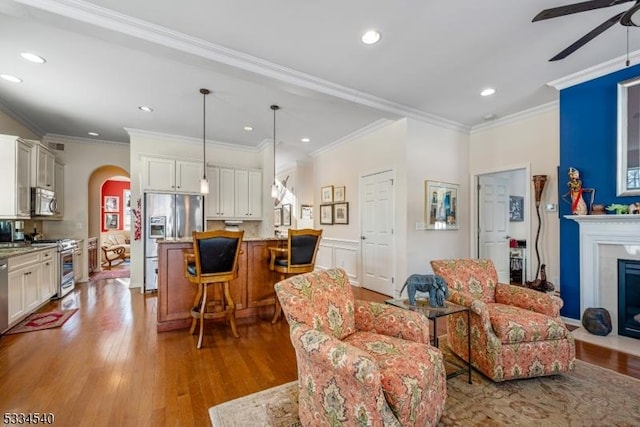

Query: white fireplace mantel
[[565, 214, 640, 324]]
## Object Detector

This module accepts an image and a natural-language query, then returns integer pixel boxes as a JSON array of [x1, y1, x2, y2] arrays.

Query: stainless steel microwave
[[31, 187, 57, 216]]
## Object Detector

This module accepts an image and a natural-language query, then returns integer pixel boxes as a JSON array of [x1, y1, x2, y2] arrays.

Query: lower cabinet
[[87, 237, 98, 273], [7, 249, 57, 329]]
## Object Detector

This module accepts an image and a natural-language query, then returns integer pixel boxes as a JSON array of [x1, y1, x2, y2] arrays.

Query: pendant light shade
[[271, 104, 280, 198], [200, 88, 210, 194]]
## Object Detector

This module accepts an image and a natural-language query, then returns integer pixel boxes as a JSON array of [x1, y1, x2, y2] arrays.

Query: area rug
[[89, 267, 130, 282], [5, 309, 78, 335], [209, 360, 640, 426]]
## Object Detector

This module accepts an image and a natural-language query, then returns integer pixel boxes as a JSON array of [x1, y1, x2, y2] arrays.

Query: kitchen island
[[156, 236, 286, 332]]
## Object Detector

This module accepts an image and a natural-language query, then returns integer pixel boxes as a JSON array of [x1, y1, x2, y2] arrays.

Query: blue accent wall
[[559, 64, 640, 319]]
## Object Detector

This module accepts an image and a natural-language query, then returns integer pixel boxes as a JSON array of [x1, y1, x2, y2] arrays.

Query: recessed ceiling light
[[301, 138, 311, 143], [483, 114, 498, 121], [0, 74, 22, 83], [243, 126, 253, 132], [88, 132, 99, 137], [138, 106, 153, 112], [361, 30, 381, 45], [20, 52, 46, 64], [480, 88, 496, 97]]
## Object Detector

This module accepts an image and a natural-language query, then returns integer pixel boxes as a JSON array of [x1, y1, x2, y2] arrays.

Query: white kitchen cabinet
[[141, 156, 203, 193], [54, 161, 65, 218], [32, 143, 56, 190], [206, 166, 235, 218], [8, 252, 42, 326], [73, 242, 84, 283], [0, 135, 31, 218], [234, 169, 263, 219], [40, 249, 57, 301]]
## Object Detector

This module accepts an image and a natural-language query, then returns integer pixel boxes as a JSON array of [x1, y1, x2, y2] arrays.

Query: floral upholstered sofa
[[431, 258, 575, 382], [275, 268, 446, 426]]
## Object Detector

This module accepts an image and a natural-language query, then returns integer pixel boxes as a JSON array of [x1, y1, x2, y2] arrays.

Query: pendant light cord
[[271, 105, 280, 194], [627, 27, 631, 67]]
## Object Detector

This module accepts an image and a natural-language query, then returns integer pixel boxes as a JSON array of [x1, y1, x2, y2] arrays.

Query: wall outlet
[[545, 203, 557, 212]]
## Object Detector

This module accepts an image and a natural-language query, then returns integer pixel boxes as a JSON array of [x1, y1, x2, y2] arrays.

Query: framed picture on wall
[[333, 186, 346, 203], [424, 180, 459, 230], [321, 186, 334, 203], [105, 213, 119, 229], [300, 205, 313, 220], [509, 196, 524, 222], [123, 190, 131, 214], [104, 196, 119, 213], [274, 208, 282, 226], [334, 202, 349, 224], [282, 204, 292, 226], [319, 204, 333, 225]]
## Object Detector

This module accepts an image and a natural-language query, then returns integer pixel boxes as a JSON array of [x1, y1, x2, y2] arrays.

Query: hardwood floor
[[1, 277, 638, 426]]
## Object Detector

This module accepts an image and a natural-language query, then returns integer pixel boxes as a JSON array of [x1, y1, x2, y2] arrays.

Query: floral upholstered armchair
[[430, 259, 575, 382], [275, 268, 446, 426]]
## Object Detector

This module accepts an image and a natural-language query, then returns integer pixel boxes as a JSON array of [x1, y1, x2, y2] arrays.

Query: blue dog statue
[[400, 274, 449, 307]]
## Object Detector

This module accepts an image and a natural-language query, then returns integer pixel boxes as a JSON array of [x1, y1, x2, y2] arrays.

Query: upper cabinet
[[54, 160, 65, 218], [141, 155, 203, 193], [0, 135, 31, 218], [206, 166, 235, 218], [206, 166, 262, 220], [32, 143, 55, 189], [235, 169, 262, 219]]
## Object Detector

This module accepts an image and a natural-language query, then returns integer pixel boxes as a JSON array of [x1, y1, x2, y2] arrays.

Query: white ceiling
[[1, 0, 640, 166]]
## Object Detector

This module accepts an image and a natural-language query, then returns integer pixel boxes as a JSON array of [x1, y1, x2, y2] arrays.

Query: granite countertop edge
[[0, 244, 59, 260]]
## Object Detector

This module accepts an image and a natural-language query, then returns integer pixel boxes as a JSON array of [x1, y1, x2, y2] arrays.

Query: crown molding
[[470, 101, 559, 134], [16, 0, 468, 133], [310, 118, 395, 158], [124, 127, 258, 152], [0, 101, 45, 137], [547, 50, 640, 90], [43, 133, 128, 146]]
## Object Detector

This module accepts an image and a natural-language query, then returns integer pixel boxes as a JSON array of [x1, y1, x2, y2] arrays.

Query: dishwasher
[[0, 259, 7, 333]]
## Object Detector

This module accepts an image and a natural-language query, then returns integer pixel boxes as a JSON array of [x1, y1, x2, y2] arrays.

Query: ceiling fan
[[533, 0, 640, 61]]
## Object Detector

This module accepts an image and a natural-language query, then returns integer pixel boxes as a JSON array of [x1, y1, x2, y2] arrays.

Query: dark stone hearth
[[582, 307, 612, 336]]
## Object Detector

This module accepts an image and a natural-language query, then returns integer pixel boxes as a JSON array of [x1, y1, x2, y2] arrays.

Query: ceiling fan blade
[[533, 0, 633, 22], [621, 2, 640, 25], [550, 12, 624, 60]]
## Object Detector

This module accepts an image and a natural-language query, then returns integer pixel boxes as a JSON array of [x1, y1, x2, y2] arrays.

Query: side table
[[386, 298, 471, 384]]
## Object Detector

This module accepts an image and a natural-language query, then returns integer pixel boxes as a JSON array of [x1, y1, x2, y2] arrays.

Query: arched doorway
[[88, 165, 130, 272]]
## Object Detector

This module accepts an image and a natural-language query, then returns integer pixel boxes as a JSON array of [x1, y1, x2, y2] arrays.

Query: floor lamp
[[532, 175, 548, 280]]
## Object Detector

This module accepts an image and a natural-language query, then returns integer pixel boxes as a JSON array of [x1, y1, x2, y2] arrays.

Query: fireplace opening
[[618, 259, 640, 339]]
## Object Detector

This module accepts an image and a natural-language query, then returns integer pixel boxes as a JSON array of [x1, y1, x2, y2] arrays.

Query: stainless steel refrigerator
[[144, 193, 204, 291]]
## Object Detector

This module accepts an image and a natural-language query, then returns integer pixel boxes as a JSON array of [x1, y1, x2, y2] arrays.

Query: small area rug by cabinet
[[89, 266, 130, 282], [209, 358, 640, 426], [5, 309, 77, 335]]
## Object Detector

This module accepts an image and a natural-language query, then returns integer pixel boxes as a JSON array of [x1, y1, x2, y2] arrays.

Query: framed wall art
[[282, 203, 292, 226], [319, 204, 334, 225], [300, 205, 313, 220], [104, 196, 119, 213], [123, 189, 131, 213], [333, 186, 346, 203], [274, 208, 282, 226], [509, 196, 524, 222], [105, 213, 119, 229], [425, 180, 459, 230], [333, 202, 349, 224], [321, 185, 334, 203]]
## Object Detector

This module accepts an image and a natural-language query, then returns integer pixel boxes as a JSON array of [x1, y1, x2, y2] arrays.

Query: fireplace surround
[[567, 215, 640, 342]]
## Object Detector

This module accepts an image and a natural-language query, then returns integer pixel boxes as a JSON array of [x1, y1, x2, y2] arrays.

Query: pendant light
[[200, 88, 210, 194], [270, 104, 280, 198]]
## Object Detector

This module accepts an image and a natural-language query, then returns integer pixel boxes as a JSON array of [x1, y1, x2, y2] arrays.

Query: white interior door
[[360, 170, 395, 296], [478, 175, 510, 283]]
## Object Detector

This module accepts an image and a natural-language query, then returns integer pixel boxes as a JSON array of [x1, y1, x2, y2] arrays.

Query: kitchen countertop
[[0, 244, 58, 260]]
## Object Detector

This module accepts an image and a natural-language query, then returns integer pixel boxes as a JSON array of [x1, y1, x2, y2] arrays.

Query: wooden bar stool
[[268, 228, 322, 323], [183, 230, 244, 349]]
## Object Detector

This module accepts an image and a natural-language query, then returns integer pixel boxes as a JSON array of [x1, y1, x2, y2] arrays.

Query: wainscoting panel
[[316, 238, 361, 285]]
